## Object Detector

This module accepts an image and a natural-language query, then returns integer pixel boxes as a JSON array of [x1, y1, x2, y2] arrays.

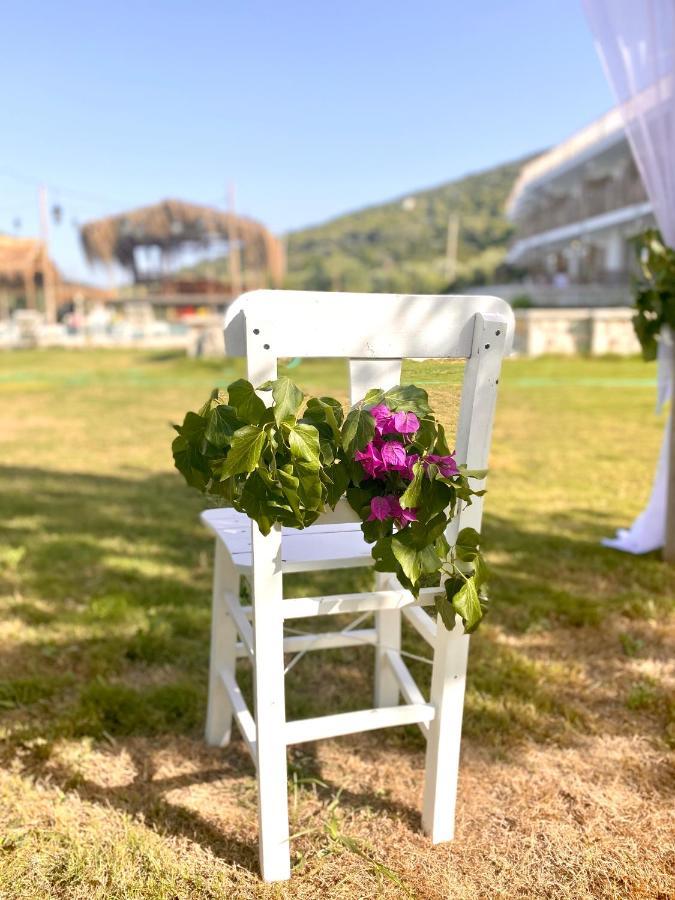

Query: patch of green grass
[[0, 350, 672, 749], [0, 348, 674, 895], [73, 681, 204, 739]]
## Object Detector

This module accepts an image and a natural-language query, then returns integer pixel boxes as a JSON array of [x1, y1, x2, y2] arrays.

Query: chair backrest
[[224, 289, 513, 535]]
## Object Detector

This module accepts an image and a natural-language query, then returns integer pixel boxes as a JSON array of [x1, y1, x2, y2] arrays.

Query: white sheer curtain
[[583, 0, 675, 553]]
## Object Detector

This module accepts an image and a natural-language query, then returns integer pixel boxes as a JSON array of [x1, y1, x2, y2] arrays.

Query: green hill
[[181, 154, 532, 293], [283, 154, 532, 294]]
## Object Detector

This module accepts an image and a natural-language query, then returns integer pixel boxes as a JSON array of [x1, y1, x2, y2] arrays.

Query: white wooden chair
[[202, 290, 513, 882]]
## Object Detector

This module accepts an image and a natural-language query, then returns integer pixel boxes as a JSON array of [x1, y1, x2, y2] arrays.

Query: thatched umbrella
[[79, 199, 285, 287]]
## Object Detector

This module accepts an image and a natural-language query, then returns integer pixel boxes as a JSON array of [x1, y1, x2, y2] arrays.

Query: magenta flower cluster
[[354, 403, 459, 528]]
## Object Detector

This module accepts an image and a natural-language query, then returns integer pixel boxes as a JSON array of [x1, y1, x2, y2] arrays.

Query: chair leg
[[251, 524, 291, 882], [374, 574, 401, 707], [422, 617, 470, 843], [205, 541, 239, 747]]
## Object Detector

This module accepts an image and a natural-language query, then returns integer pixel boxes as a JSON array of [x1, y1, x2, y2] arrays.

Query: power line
[[0, 164, 117, 207]]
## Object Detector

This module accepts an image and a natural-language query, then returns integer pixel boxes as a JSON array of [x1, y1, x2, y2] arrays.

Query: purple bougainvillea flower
[[425, 453, 459, 477], [380, 440, 407, 471], [403, 453, 419, 480], [368, 494, 418, 526], [370, 404, 393, 436], [355, 441, 385, 478], [392, 410, 420, 434], [368, 495, 394, 521], [387, 495, 418, 527]]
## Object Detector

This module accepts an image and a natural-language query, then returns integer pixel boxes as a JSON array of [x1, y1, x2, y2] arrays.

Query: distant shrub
[[510, 294, 534, 309]]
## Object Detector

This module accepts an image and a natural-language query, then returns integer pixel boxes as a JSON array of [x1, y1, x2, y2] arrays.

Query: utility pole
[[444, 213, 460, 285], [38, 185, 57, 323], [226, 182, 243, 299]]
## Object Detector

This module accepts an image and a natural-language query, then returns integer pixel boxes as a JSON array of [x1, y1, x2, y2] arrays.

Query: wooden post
[[38, 185, 56, 324], [226, 182, 243, 299], [664, 348, 675, 562]]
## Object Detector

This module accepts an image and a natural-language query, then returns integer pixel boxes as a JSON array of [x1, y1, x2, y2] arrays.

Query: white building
[[506, 107, 653, 287]]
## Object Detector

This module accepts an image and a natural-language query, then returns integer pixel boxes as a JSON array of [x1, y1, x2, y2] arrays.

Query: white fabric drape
[[583, 0, 675, 553]]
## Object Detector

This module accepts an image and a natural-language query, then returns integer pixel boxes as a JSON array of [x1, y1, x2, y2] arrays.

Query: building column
[[604, 228, 625, 280]]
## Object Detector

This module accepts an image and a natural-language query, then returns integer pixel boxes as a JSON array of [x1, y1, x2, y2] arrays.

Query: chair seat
[[201, 507, 374, 572]]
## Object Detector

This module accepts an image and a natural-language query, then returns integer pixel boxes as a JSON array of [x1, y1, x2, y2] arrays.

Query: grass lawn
[[0, 348, 673, 899]]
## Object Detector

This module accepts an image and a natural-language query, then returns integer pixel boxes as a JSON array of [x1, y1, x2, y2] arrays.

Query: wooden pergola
[[79, 199, 285, 291]]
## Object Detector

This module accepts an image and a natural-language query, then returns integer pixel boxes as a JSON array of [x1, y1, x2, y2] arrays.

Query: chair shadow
[[2, 462, 674, 876]]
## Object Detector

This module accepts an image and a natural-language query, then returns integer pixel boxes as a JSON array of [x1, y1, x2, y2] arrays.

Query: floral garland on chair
[[172, 377, 489, 632]]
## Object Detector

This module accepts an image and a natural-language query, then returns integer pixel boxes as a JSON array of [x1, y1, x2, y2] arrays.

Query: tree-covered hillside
[[283, 155, 532, 294], [180, 154, 533, 293]]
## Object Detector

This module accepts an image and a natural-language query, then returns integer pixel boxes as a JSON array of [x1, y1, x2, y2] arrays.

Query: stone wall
[[513, 307, 640, 356]]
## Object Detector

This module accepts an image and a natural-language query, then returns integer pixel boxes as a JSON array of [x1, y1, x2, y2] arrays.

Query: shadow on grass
[[2, 463, 673, 870]]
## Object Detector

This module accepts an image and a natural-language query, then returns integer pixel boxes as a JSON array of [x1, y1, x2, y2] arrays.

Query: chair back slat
[[225, 290, 513, 361]]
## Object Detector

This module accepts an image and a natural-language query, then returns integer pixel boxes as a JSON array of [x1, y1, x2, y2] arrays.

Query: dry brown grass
[[0, 350, 673, 898]]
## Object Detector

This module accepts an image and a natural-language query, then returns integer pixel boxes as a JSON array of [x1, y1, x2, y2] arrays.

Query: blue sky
[[0, 0, 613, 281]]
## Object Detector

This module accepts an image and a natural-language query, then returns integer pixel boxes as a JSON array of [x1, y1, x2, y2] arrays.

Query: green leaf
[[220, 425, 267, 479], [383, 384, 431, 416], [227, 379, 266, 425], [447, 575, 483, 633], [277, 468, 302, 520], [362, 388, 385, 407], [171, 434, 211, 490], [304, 397, 344, 438], [271, 376, 304, 426], [372, 534, 397, 569], [197, 387, 228, 418], [346, 485, 376, 517], [288, 423, 321, 467], [455, 527, 481, 561], [434, 423, 451, 455], [399, 461, 424, 509], [391, 534, 422, 586], [325, 460, 349, 507], [458, 465, 488, 480], [239, 472, 276, 535], [342, 408, 375, 455], [176, 411, 207, 446], [204, 404, 241, 448], [413, 417, 437, 452], [435, 588, 458, 631], [293, 459, 324, 511]]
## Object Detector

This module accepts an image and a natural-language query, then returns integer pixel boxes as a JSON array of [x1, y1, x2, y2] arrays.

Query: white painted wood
[[402, 605, 437, 646], [235, 627, 378, 657], [452, 312, 508, 537], [250, 522, 290, 882], [285, 702, 435, 745], [203, 292, 512, 880], [385, 649, 430, 739], [422, 311, 507, 845], [246, 345, 291, 883], [374, 575, 402, 707], [201, 510, 373, 573], [205, 542, 239, 747], [280, 586, 438, 620], [219, 667, 257, 763], [422, 617, 470, 843], [224, 291, 514, 360], [224, 592, 254, 657], [347, 361, 404, 712], [202, 497, 360, 530]]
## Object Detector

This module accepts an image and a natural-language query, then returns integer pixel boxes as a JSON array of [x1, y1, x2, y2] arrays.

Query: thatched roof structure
[[79, 199, 285, 286], [0, 235, 58, 285], [0, 234, 60, 320]]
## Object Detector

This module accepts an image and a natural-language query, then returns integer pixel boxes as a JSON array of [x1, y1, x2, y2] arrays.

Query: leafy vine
[[172, 377, 488, 631]]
